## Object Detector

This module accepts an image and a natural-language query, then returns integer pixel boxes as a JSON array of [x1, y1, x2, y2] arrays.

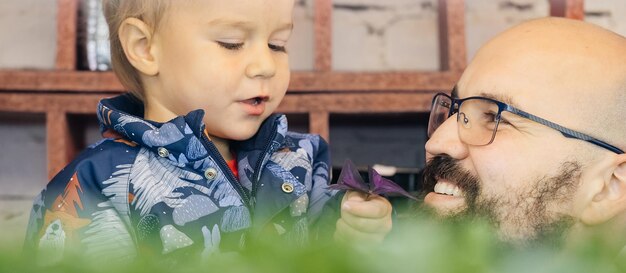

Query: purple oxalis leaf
[[327, 159, 369, 193], [327, 160, 417, 200], [369, 167, 418, 200]]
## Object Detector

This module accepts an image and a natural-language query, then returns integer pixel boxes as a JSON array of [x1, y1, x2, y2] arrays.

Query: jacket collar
[[97, 94, 286, 168]]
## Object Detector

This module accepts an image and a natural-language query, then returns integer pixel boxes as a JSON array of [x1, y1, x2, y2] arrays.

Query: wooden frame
[[550, 0, 584, 19], [0, 0, 585, 179]]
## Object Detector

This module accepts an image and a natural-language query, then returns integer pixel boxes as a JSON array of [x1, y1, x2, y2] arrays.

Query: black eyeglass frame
[[430, 92, 624, 154]]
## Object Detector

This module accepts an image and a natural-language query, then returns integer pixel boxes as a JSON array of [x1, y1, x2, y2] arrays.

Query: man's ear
[[580, 154, 626, 225], [118, 18, 159, 76]]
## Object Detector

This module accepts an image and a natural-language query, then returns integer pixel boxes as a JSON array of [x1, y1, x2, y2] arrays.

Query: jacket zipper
[[200, 126, 251, 209], [250, 119, 279, 206]]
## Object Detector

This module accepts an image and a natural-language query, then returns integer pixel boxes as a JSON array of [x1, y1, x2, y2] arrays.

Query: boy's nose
[[425, 114, 468, 160], [246, 45, 277, 79]]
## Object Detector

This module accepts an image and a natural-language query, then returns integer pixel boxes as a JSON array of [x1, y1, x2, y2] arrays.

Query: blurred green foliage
[[2, 209, 624, 273]]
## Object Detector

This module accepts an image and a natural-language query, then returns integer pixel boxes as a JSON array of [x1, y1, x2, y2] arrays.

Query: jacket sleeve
[[23, 152, 137, 266], [306, 135, 344, 241]]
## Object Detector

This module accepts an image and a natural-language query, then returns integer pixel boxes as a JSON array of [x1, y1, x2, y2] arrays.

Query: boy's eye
[[217, 41, 244, 50], [269, 44, 286, 53]]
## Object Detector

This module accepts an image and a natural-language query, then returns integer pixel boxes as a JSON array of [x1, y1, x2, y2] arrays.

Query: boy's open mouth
[[241, 96, 269, 106], [239, 96, 270, 116]]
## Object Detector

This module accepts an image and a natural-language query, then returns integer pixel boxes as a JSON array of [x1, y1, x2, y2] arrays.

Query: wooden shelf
[[0, 91, 437, 114], [0, 71, 122, 92], [0, 70, 460, 92]]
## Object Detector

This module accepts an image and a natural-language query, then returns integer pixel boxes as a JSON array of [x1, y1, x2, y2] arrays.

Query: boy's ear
[[118, 18, 159, 76], [579, 154, 626, 225]]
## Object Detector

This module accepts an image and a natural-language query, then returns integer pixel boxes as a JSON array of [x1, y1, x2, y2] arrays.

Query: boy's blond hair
[[102, 0, 170, 101]]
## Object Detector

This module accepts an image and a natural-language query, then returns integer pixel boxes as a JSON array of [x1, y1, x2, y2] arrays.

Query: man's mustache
[[422, 155, 480, 198]]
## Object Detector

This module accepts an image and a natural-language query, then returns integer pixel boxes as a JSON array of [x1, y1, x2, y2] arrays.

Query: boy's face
[[149, 0, 294, 140]]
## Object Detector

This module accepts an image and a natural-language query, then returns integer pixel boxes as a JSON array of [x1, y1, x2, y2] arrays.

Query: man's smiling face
[[422, 18, 626, 245]]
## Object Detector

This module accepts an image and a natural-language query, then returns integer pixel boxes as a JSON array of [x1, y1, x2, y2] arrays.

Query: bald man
[[422, 17, 626, 246]]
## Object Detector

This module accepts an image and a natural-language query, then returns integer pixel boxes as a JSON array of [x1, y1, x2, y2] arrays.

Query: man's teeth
[[434, 181, 463, 197]]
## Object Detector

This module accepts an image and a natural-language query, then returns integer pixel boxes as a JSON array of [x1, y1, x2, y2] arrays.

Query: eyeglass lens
[[428, 95, 501, 146]]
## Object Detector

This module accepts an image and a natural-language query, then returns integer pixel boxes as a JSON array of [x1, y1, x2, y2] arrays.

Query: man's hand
[[334, 190, 392, 244]]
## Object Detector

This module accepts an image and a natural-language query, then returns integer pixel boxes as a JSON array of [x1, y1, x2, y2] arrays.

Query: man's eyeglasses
[[427, 92, 624, 154]]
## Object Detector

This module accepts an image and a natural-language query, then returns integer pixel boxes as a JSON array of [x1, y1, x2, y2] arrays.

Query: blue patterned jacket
[[25, 94, 340, 264]]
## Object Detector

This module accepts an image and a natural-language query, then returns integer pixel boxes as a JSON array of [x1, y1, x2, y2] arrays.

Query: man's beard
[[422, 155, 581, 246]]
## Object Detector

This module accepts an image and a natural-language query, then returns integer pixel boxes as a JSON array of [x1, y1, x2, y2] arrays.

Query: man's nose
[[425, 114, 468, 160], [245, 44, 277, 79]]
